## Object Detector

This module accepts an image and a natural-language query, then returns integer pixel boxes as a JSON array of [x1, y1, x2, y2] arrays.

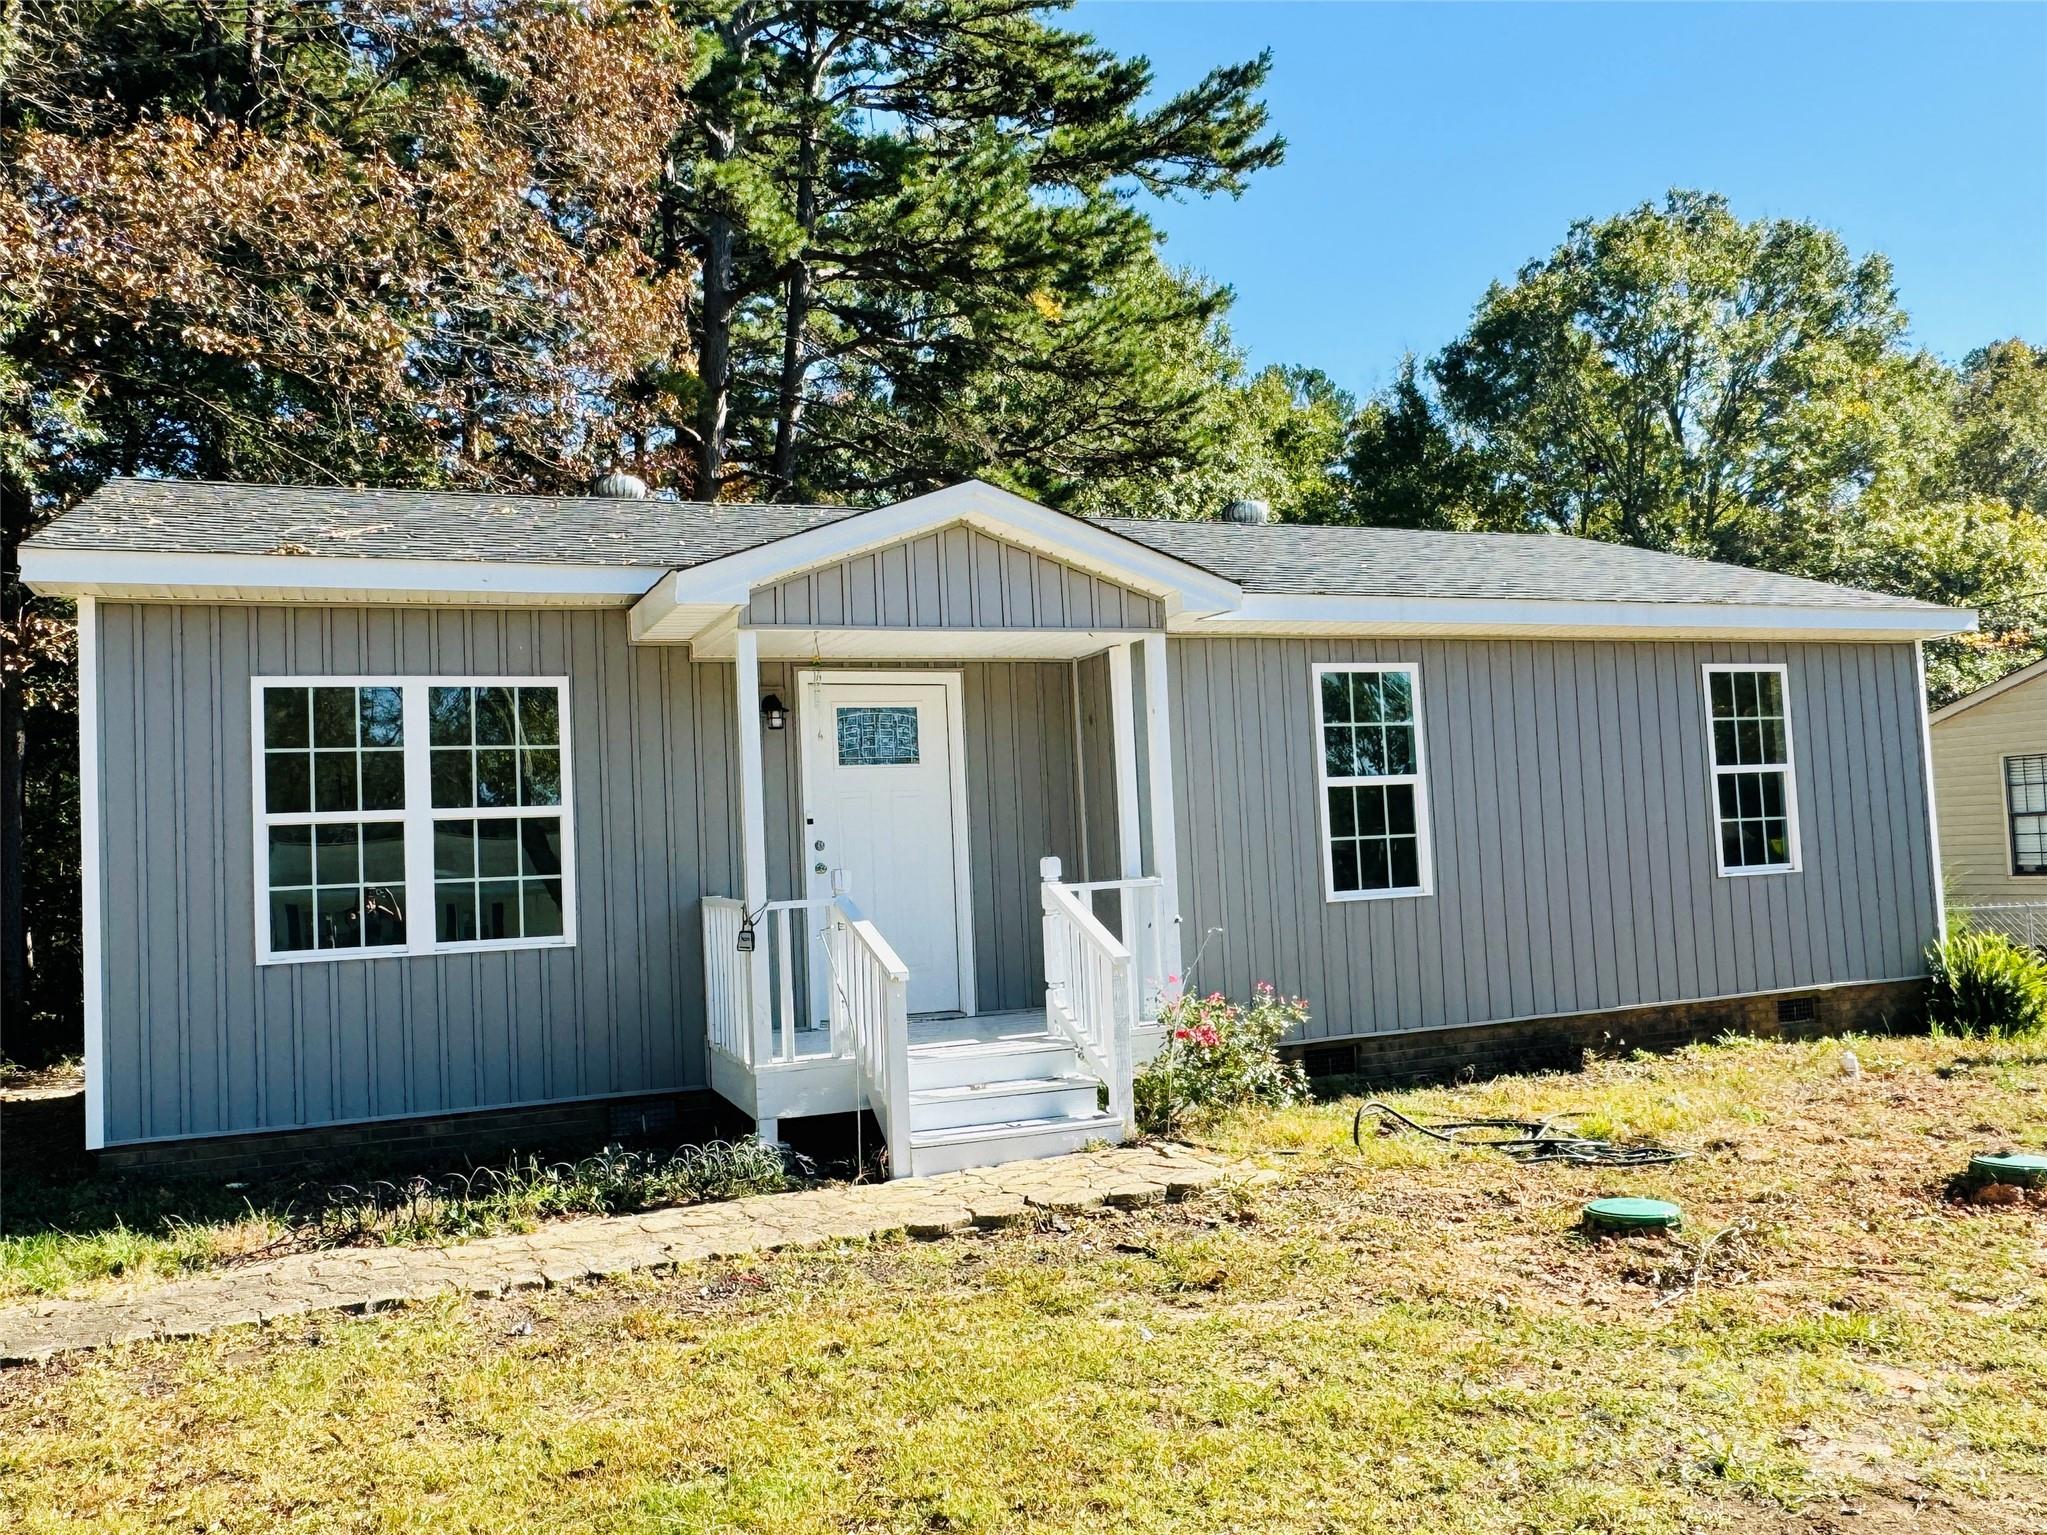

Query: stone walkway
[[0, 1144, 1226, 1365]]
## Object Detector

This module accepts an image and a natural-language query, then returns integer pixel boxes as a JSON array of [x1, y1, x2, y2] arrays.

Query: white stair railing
[[1039, 856, 1136, 1134], [1060, 874, 1167, 1022], [826, 893, 913, 1177]]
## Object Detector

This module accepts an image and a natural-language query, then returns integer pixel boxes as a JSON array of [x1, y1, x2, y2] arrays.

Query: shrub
[[1925, 927, 2047, 1037], [1134, 982, 1310, 1135]]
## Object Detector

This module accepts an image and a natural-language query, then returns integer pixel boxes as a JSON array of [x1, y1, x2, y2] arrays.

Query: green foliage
[[1134, 983, 1309, 1136], [1430, 189, 1918, 564], [1925, 927, 2047, 1038], [0, 1138, 792, 1299]]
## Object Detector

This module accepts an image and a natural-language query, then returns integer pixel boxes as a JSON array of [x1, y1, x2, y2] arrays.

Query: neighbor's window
[[2008, 755, 2047, 877], [1313, 663, 1431, 899], [255, 678, 574, 963], [1703, 665, 1799, 874]]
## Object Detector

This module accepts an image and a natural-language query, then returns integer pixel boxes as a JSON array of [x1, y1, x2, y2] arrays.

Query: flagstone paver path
[[0, 1144, 1228, 1365]]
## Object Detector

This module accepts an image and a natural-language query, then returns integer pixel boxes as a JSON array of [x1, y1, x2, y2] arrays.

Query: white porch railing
[[825, 895, 913, 1175], [1954, 902, 2047, 950], [701, 894, 836, 1066], [702, 897, 753, 1063], [1039, 857, 1139, 1134]]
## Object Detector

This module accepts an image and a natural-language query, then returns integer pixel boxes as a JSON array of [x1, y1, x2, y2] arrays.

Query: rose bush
[[1133, 981, 1310, 1135]]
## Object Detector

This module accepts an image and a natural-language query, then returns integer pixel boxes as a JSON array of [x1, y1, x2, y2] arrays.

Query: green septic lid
[[1583, 1197, 1683, 1233], [1971, 1153, 2047, 1185]]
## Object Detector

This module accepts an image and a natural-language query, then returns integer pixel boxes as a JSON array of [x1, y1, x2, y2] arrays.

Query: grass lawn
[[4, 1031, 2046, 1533]]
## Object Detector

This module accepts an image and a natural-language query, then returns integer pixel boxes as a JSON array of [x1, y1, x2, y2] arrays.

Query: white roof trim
[[1172, 591, 1977, 642], [18, 544, 656, 606], [1930, 654, 2047, 723], [630, 480, 1243, 642]]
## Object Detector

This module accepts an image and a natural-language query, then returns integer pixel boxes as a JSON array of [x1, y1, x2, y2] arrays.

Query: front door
[[799, 673, 971, 1019]]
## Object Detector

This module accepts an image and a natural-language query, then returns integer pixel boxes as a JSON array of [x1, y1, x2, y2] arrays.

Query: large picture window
[[1703, 664, 1800, 874], [253, 677, 575, 963], [2008, 754, 2047, 877], [1312, 662, 1432, 900]]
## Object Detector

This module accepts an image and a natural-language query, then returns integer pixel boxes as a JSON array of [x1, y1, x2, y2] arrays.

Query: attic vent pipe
[[1221, 498, 1270, 524], [591, 469, 650, 499]]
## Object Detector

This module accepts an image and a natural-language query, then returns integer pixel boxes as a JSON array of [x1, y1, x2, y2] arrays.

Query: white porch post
[[1140, 633, 1184, 995], [733, 628, 775, 1108], [1106, 643, 1144, 949]]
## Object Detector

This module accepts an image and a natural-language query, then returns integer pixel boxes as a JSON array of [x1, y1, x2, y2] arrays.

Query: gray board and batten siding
[[1164, 636, 1940, 1042], [94, 603, 744, 1147], [745, 527, 1162, 632], [91, 601, 1096, 1145]]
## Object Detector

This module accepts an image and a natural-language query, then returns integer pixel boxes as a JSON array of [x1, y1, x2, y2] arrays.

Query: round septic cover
[[1583, 1196, 1682, 1233], [1971, 1153, 2047, 1184]]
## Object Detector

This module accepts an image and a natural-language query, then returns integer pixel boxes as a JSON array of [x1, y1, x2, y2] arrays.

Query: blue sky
[[1076, 1, 2047, 398]]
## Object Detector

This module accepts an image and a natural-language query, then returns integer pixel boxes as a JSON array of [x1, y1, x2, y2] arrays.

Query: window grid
[[427, 686, 567, 945], [1703, 665, 1800, 875], [2008, 754, 2047, 877], [253, 677, 574, 964], [1313, 663, 1431, 900], [260, 685, 408, 955]]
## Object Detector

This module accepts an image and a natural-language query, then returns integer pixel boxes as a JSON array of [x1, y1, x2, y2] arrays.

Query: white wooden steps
[[898, 1031, 1124, 1177]]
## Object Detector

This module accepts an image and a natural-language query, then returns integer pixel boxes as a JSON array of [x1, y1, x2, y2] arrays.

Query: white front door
[[799, 673, 972, 1019]]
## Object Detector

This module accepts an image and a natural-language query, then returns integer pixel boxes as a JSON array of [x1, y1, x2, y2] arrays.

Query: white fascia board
[[650, 481, 1243, 618], [1175, 591, 1978, 641], [18, 544, 658, 605]]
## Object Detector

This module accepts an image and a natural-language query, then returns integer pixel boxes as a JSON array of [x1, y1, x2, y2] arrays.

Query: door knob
[[813, 861, 828, 874]]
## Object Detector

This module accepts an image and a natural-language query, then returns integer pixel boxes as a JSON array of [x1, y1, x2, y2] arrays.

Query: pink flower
[[1165, 974, 1180, 985]]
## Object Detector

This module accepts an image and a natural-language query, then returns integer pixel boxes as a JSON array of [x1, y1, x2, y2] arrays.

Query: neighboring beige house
[[1931, 657, 2047, 938]]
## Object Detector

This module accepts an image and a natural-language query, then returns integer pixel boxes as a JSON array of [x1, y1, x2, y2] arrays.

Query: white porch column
[[733, 628, 774, 1077], [1140, 633, 1184, 993], [1105, 644, 1144, 953]]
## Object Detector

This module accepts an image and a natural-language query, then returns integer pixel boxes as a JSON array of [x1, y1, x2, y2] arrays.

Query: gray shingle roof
[[29, 478, 1946, 616], [1094, 518, 1939, 611], [27, 477, 862, 569]]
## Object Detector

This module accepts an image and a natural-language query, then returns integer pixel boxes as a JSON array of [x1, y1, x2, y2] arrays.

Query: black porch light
[[760, 692, 788, 730]]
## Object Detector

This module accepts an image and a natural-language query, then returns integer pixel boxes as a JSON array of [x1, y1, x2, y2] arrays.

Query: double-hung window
[[2008, 755, 2047, 877], [254, 677, 575, 962], [1313, 662, 1432, 900], [1702, 664, 1800, 874]]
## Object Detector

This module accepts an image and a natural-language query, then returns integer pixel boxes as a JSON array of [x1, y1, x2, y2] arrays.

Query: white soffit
[[1172, 592, 1979, 643], [691, 626, 1155, 661], [18, 545, 654, 607]]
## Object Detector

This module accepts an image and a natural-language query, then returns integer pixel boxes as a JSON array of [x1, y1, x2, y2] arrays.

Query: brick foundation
[[1287, 978, 1928, 1085], [95, 1090, 743, 1179]]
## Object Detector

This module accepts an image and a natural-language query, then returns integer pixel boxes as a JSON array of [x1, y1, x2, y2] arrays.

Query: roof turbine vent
[[1221, 497, 1270, 525], [591, 468, 650, 500]]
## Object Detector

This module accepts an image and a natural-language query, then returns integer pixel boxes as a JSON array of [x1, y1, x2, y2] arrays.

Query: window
[[1313, 663, 1431, 900], [254, 677, 574, 963], [2008, 755, 2047, 877], [1703, 664, 1800, 874], [836, 705, 919, 766]]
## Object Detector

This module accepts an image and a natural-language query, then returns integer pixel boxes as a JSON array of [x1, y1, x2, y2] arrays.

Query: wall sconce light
[[760, 693, 788, 730]]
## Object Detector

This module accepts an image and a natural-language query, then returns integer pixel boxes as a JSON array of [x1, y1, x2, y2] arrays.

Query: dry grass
[[3, 1032, 2045, 1533]]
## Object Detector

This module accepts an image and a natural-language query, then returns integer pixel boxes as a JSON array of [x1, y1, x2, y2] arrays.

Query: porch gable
[[746, 524, 1162, 633]]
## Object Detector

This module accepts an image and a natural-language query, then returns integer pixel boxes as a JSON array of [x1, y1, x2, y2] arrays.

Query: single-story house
[[1930, 656, 2047, 946], [20, 477, 1974, 1175]]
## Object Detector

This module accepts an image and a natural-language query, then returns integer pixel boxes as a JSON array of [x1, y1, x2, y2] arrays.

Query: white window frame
[[2004, 752, 2047, 879], [250, 675, 577, 964], [1700, 662, 1803, 877], [1311, 660, 1434, 903]]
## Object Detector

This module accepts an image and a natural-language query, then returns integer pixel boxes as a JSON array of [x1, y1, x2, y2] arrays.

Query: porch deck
[[781, 1008, 1055, 1061]]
